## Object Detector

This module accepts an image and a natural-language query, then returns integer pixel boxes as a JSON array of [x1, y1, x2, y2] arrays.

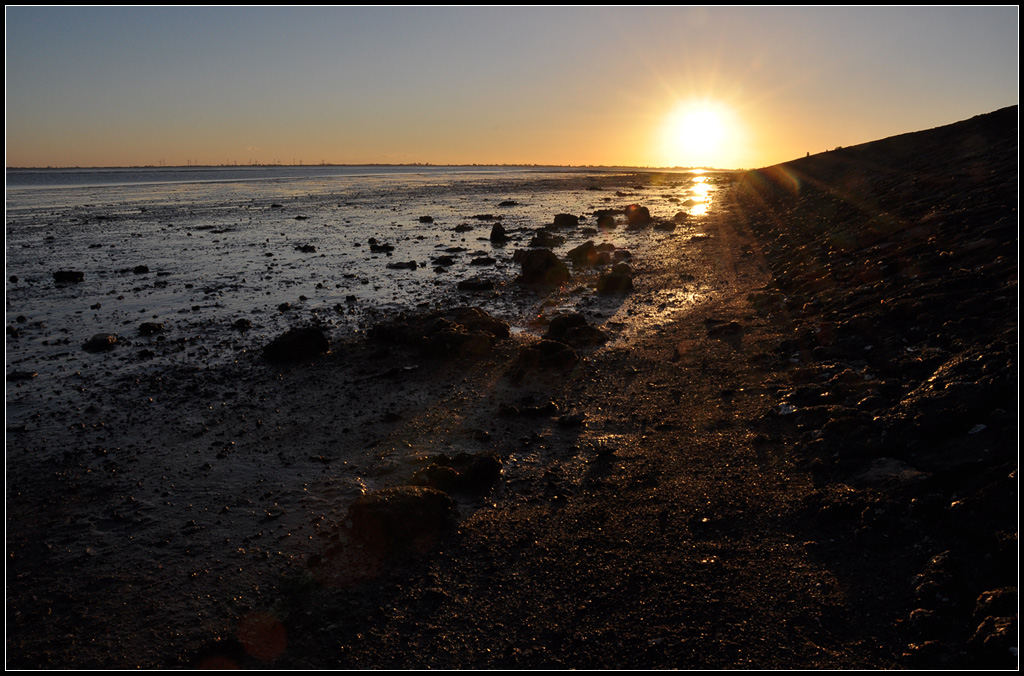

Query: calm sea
[[6, 164, 593, 190]]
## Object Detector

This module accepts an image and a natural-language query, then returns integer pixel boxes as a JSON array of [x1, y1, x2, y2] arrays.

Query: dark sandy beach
[[6, 106, 1017, 669]]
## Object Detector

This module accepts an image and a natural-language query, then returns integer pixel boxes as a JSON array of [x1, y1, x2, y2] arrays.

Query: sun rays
[[660, 100, 741, 169]]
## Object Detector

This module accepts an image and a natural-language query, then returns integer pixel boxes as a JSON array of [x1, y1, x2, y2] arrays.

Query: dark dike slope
[[735, 106, 1017, 667]]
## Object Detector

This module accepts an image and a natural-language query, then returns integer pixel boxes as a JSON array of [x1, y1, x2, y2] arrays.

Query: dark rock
[[968, 615, 1018, 668], [498, 200, 518, 207], [457, 278, 495, 292], [527, 229, 566, 248], [653, 220, 677, 232], [513, 249, 570, 285], [83, 333, 118, 353], [418, 216, 434, 223], [973, 587, 1017, 622], [263, 327, 329, 363], [386, 261, 418, 270], [596, 213, 617, 230], [707, 320, 743, 337], [544, 313, 607, 347], [369, 242, 395, 253], [625, 204, 653, 229], [489, 222, 509, 243], [596, 269, 633, 294], [54, 270, 85, 284], [552, 213, 579, 229], [469, 256, 495, 266], [368, 306, 508, 359], [673, 211, 689, 223], [454, 223, 474, 233], [7, 370, 38, 382], [132, 265, 150, 274], [567, 241, 614, 266], [346, 486, 458, 556], [511, 339, 578, 376], [433, 255, 457, 266], [138, 322, 164, 336], [295, 244, 317, 253], [412, 452, 502, 495]]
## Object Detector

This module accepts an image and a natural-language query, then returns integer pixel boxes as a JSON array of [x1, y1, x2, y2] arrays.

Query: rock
[[369, 241, 395, 253], [511, 339, 578, 377], [132, 265, 150, 274], [433, 255, 457, 267], [453, 223, 474, 233], [368, 306, 508, 359], [544, 312, 607, 347], [386, 261, 418, 270], [527, 229, 566, 248], [263, 326, 329, 363], [489, 222, 509, 243], [567, 241, 613, 266], [346, 486, 459, 556], [498, 200, 518, 207], [673, 211, 689, 223], [295, 244, 317, 253], [707, 320, 743, 337], [653, 220, 677, 232], [552, 213, 579, 229], [412, 452, 502, 495], [469, 256, 495, 266], [596, 213, 617, 230], [596, 267, 633, 294], [418, 216, 434, 223], [7, 370, 38, 382], [973, 587, 1017, 621], [138, 322, 164, 336], [625, 204, 653, 229], [233, 318, 253, 332], [54, 270, 85, 284], [969, 615, 1018, 668], [83, 333, 118, 353], [457, 278, 495, 292], [513, 249, 570, 285]]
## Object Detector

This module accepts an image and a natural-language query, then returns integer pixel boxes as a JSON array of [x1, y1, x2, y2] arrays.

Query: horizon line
[[6, 162, 742, 172]]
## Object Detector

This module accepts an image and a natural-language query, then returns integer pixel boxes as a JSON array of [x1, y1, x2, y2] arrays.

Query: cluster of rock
[[739, 106, 1017, 668], [367, 306, 510, 360]]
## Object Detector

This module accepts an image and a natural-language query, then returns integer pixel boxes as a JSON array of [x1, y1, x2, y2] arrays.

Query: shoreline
[[6, 107, 1018, 668]]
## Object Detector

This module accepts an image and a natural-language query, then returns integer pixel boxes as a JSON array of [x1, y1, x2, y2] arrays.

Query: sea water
[[6, 165, 720, 423]]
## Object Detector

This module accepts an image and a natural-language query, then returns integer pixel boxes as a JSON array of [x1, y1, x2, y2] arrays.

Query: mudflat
[[6, 107, 1017, 669]]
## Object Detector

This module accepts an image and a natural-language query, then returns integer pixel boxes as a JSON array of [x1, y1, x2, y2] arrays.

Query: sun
[[661, 102, 736, 168]]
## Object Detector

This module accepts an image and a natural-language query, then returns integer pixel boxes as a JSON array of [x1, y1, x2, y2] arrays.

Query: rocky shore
[[6, 107, 1017, 669]]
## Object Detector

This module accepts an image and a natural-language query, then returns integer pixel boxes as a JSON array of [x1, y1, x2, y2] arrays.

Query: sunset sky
[[5, 7, 1018, 170]]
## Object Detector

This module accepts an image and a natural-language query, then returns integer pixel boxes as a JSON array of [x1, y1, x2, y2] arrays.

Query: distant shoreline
[[6, 163, 736, 172]]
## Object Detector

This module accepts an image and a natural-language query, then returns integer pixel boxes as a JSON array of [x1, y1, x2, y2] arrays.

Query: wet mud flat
[[6, 168, 727, 667]]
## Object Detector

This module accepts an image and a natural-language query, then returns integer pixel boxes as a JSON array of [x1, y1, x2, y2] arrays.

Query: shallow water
[[6, 167, 723, 427]]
